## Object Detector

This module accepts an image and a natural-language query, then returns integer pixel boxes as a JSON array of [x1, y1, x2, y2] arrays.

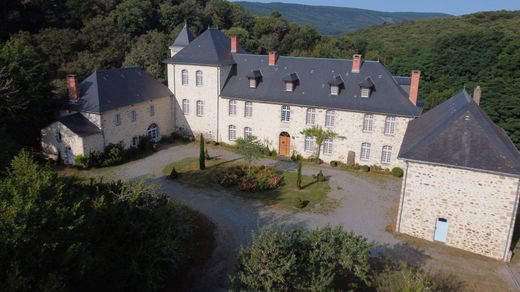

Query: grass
[[162, 157, 332, 212]]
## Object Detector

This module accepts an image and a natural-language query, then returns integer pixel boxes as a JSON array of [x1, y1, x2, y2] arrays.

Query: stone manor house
[[41, 25, 520, 261]]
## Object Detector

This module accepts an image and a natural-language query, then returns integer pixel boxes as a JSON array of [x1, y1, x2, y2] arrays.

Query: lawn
[[162, 157, 332, 211]]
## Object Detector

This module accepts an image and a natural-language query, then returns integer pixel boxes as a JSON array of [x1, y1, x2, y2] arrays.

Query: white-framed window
[[249, 78, 257, 88], [150, 105, 155, 116], [114, 113, 121, 126], [304, 136, 314, 153], [244, 101, 253, 118], [229, 100, 237, 116], [330, 85, 339, 96], [323, 138, 333, 155], [131, 110, 137, 122], [244, 127, 252, 138], [182, 99, 189, 114], [181, 69, 188, 85], [285, 81, 293, 92], [360, 142, 371, 161], [384, 116, 396, 135], [131, 136, 139, 148], [228, 125, 236, 141], [196, 100, 204, 117], [325, 110, 335, 128], [196, 70, 203, 87], [147, 124, 160, 142], [363, 114, 374, 132], [381, 145, 392, 164], [281, 105, 290, 122], [361, 88, 370, 98], [306, 108, 316, 125]]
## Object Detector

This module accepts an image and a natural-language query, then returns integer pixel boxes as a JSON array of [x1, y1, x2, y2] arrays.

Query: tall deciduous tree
[[124, 30, 169, 82], [300, 126, 345, 163]]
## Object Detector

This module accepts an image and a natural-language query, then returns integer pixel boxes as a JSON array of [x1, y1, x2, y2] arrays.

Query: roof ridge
[[232, 53, 381, 63]]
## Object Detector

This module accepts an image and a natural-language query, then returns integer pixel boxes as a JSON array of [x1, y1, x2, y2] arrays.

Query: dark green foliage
[[0, 152, 215, 291], [169, 167, 179, 179], [330, 160, 339, 167], [216, 165, 283, 192], [361, 165, 370, 172], [392, 167, 404, 178], [199, 134, 205, 170], [315, 170, 326, 182], [235, 135, 265, 164], [296, 160, 303, 189], [293, 197, 306, 208], [230, 225, 372, 291]]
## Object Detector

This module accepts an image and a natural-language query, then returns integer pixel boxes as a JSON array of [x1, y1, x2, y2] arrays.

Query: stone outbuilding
[[395, 89, 520, 261]]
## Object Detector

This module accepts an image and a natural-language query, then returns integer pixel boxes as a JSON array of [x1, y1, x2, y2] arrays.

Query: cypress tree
[[297, 160, 302, 189], [199, 134, 205, 170]]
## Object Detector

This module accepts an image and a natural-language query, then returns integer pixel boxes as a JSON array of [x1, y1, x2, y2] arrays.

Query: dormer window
[[330, 85, 339, 96], [358, 77, 374, 98], [361, 88, 370, 98], [283, 73, 299, 92], [329, 75, 344, 96], [285, 81, 294, 92], [247, 70, 262, 89]]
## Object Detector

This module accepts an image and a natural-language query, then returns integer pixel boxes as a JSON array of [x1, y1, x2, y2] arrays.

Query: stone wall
[[396, 161, 520, 261], [217, 98, 411, 169]]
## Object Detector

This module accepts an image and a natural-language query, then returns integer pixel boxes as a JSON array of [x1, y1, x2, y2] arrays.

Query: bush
[[169, 167, 179, 179], [216, 165, 283, 192], [370, 165, 391, 175], [361, 165, 370, 172], [270, 149, 277, 157], [74, 154, 89, 168], [392, 167, 404, 177], [205, 149, 212, 160], [330, 160, 339, 167], [293, 197, 306, 208], [315, 170, 326, 182]]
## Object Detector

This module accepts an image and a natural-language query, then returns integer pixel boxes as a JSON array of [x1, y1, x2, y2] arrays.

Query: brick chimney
[[230, 36, 239, 53], [269, 51, 278, 66], [66, 74, 79, 101], [352, 54, 362, 73], [409, 70, 421, 106], [473, 85, 482, 105]]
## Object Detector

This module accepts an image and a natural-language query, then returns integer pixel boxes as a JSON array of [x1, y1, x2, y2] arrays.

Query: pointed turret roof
[[399, 90, 520, 176], [169, 23, 194, 49]]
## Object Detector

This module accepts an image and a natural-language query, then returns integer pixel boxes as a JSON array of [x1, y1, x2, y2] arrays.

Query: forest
[[1, 1, 519, 170]]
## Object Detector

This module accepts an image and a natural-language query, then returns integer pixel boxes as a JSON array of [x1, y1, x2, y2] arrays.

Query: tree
[[199, 133, 205, 170], [123, 30, 169, 81], [300, 126, 345, 163], [235, 135, 265, 167], [296, 160, 303, 189], [109, 0, 156, 36]]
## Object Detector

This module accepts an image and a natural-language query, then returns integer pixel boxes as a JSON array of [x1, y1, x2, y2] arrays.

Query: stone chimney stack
[[352, 54, 363, 73], [473, 85, 482, 106], [269, 51, 278, 66], [409, 70, 421, 106], [66, 74, 79, 101], [230, 36, 239, 53]]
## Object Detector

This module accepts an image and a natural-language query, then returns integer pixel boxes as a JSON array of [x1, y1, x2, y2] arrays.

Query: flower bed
[[216, 165, 283, 192]]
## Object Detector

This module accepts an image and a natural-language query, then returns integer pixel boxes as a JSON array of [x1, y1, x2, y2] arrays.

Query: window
[[330, 85, 339, 96], [323, 138, 333, 155], [249, 78, 257, 88], [381, 145, 392, 164], [196, 70, 203, 87], [244, 101, 253, 118], [147, 124, 160, 142], [244, 127, 252, 138], [360, 143, 371, 161], [131, 136, 139, 148], [182, 99, 189, 114], [114, 113, 121, 126], [181, 69, 188, 85], [56, 131, 62, 143], [150, 105, 155, 116], [384, 116, 396, 135], [229, 100, 237, 116], [325, 110, 335, 128], [304, 136, 314, 153], [361, 88, 370, 98], [131, 110, 137, 122], [285, 81, 293, 92], [306, 108, 316, 125], [196, 100, 204, 117], [363, 114, 374, 132], [228, 125, 237, 141], [281, 105, 290, 122]]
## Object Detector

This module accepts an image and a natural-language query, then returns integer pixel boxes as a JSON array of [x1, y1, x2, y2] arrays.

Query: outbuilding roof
[[66, 68, 172, 113], [58, 113, 101, 137], [399, 90, 520, 176]]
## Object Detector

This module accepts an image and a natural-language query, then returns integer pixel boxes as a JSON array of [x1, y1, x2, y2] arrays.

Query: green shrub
[[330, 160, 339, 167], [74, 154, 89, 168], [216, 165, 283, 192], [315, 170, 326, 182], [360, 165, 370, 172], [270, 149, 277, 157], [199, 134, 205, 170], [296, 160, 303, 189], [293, 197, 306, 208], [205, 149, 211, 160], [392, 167, 404, 177]]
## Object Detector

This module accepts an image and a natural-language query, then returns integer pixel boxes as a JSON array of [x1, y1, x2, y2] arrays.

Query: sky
[[233, 0, 520, 15]]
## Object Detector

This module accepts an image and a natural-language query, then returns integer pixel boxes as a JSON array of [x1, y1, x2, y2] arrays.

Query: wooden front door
[[279, 132, 291, 156]]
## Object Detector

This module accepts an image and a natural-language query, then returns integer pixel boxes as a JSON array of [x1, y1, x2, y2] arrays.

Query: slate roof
[[169, 23, 194, 49], [66, 68, 172, 113], [164, 28, 243, 66], [399, 90, 520, 176], [58, 113, 101, 137], [221, 54, 421, 117]]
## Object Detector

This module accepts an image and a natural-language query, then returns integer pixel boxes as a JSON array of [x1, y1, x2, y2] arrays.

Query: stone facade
[[41, 121, 103, 161], [396, 161, 520, 261]]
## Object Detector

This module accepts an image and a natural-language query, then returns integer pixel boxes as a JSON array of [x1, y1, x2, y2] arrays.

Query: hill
[[236, 1, 451, 35]]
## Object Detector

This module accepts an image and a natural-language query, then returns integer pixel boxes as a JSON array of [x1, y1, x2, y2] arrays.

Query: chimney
[[409, 70, 421, 106], [269, 51, 278, 66], [473, 85, 482, 105], [66, 74, 79, 101], [352, 54, 362, 73], [230, 36, 239, 53]]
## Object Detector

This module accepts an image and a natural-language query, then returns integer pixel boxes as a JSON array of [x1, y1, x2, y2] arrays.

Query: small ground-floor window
[[434, 218, 448, 243], [132, 136, 140, 148], [147, 123, 160, 142]]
